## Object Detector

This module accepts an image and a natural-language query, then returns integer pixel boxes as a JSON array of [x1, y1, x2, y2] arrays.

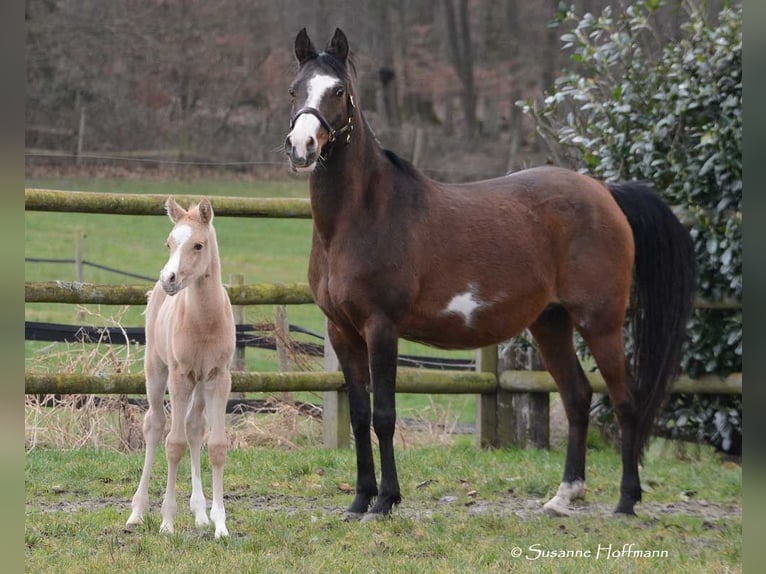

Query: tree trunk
[[442, 0, 478, 138]]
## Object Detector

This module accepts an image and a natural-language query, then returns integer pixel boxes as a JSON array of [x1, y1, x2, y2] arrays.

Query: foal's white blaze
[[289, 73, 340, 170], [444, 285, 486, 325], [160, 224, 192, 284], [543, 480, 587, 516]]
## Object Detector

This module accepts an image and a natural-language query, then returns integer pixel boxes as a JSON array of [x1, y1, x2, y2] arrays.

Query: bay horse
[[126, 197, 235, 538], [284, 28, 695, 520]]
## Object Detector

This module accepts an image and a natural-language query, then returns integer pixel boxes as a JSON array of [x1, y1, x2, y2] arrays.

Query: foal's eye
[[193, 243, 203, 251], [335, 87, 345, 97]]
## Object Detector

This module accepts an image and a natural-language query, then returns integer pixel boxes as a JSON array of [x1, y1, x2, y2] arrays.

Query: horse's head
[[284, 28, 356, 173], [159, 197, 216, 296]]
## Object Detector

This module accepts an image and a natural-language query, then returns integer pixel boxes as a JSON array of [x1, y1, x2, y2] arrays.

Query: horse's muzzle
[[284, 135, 318, 171]]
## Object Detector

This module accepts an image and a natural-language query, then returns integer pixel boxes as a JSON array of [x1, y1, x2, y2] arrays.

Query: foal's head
[[159, 197, 217, 296], [284, 28, 356, 172]]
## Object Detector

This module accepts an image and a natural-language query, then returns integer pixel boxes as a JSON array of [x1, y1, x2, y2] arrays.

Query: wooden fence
[[24, 188, 742, 449]]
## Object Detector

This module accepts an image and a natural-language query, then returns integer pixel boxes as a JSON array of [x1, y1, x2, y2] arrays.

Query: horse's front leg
[[186, 383, 209, 529], [363, 315, 401, 521], [126, 356, 167, 529], [328, 322, 377, 520], [204, 368, 231, 538], [160, 371, 192, 534]]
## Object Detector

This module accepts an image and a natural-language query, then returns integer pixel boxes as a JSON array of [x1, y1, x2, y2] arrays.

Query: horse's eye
[[165, 241, 170, 249], [193, 243, 203, 251], [288, 87, 296, 98], [335, 87, 345, 97]]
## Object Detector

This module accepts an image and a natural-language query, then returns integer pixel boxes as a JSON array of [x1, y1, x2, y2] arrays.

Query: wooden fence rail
[[26, 188, 311, 218], [25, 188, 743, 450], [25, 281, 315, 306]]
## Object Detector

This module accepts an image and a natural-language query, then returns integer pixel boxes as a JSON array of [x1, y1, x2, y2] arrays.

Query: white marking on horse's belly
[[443, 287, 487, 325]]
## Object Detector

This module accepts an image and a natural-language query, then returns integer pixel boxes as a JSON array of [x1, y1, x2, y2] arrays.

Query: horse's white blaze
[[289, 73, 339, 166], [444, 286, 486, 325], [160, 224, 192, 282]]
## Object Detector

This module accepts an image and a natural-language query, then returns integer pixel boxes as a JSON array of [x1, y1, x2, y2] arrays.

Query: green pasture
[[25, 176, 475, 420], [25, 438, 741, 573]]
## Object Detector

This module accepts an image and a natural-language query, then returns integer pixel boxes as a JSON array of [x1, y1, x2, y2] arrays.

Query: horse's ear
[[295, 27, 318, 65], [165, 196, 186, 223], [198, 197, 214, 225], [327, 28, 349, 64]]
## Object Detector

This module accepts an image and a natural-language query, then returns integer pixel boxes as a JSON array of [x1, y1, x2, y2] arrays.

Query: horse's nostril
[[168, 272, 176, 284], [307, 136, 316, 151], [284, 136, 292, 152]]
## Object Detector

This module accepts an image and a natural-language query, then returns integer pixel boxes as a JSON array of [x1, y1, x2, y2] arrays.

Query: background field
[[25, 176, 476, 422]]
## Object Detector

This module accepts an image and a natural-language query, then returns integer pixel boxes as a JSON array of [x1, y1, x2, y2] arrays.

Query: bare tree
[[442, 0, 478, 138]]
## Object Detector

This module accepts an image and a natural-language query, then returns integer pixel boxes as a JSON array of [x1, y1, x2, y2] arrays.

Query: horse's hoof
[[123, 522, 140, 533], [360, 512, 388, 524], [542, 499, 573, 517], [342, 511, 365, 522]]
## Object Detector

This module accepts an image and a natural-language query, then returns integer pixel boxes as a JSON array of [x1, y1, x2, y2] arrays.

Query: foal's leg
[[160, 371, 192, 534], [530, 306, 591, 516], [204, 368, 231, 538], [577, 323, 642, 515], [328, 323, 376, 520], [126, 357, 167, 529], [186, 383, 209, 528], [363, 315, 401, 521]]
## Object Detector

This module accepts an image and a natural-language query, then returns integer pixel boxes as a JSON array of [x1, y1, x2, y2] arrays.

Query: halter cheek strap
[[289, 95, 356, 146]]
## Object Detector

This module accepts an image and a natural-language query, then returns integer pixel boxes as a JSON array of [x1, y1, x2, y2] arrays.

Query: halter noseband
[[289, 95, 356, 155]]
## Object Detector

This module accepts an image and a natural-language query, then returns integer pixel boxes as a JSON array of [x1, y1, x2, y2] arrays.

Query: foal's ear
[[165, 196, 186, 224], [197, 197, 214, 225], [327, 28, 349, 64], [295, 27, 318, 65]]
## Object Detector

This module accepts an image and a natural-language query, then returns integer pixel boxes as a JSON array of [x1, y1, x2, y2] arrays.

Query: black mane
[[383, 149, 423, 181]]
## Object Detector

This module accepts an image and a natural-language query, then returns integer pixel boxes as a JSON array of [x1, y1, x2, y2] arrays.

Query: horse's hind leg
[[575, 320, 641, 515], [186, 383, 209, 529], [204, 369, 231, 538], [126, 356, 167, 529], [529, 305, 592, 516]]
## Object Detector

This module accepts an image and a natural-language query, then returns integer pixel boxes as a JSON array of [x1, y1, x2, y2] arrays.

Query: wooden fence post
[[274, 304, 293, 404], [74, 228, 85, 321], [322, 319, 350, 449], [475, 344, 498, 448], [499, 341, 549, 449], [229, 273, 246, 401]]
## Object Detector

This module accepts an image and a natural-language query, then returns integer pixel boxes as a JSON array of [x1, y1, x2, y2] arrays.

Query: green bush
[[523, 0, 742, 452]]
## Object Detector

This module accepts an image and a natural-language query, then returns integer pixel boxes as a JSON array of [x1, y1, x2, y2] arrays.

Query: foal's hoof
[[342, 511, 365, 522]]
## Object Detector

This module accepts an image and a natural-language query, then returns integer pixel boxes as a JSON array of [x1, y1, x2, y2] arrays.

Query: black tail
[[609, 182, 696, 459]]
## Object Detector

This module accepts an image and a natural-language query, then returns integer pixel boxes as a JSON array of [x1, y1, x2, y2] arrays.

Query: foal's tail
[[608, 182, 696, 458]]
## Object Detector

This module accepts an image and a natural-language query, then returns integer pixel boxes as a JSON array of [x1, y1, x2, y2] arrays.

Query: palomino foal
[[126, 197, 235, 538]]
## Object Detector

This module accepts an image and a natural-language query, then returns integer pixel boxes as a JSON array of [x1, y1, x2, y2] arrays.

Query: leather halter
[[289, 95, 356, 156]]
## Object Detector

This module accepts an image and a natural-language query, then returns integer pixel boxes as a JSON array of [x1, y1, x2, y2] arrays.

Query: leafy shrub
[[522, 0, 742, 452]]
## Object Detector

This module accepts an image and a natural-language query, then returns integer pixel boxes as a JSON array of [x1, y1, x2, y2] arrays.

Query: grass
[[25, 438, 741, 573]]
